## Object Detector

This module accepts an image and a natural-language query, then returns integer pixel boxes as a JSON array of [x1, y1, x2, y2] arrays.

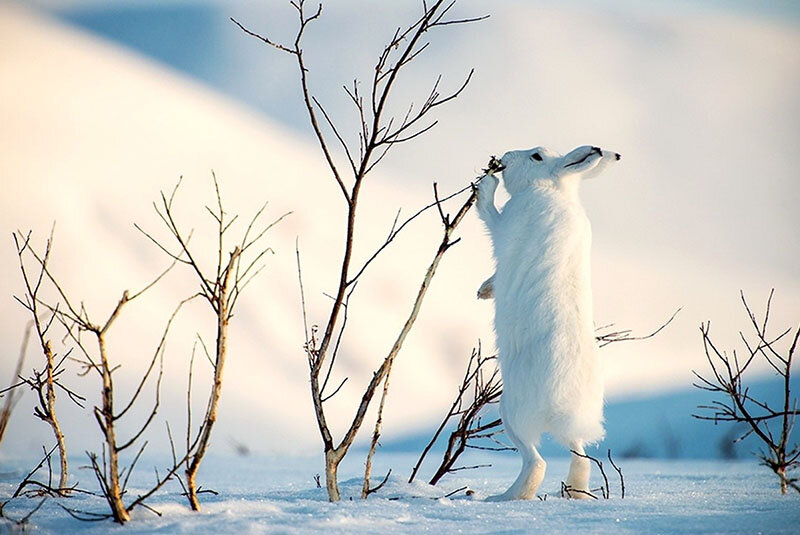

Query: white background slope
[[1, 0, 799, 461], [0, 3, 497, 458]]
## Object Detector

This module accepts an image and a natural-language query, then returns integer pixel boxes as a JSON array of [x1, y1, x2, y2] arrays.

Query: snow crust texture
[[2, 455, 798, 535]]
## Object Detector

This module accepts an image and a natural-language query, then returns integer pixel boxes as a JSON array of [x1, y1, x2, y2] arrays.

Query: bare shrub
[[11, 230, 193, 523], [693, 290, 799, 494], [409, 343, 504, 486], [136, 175, 287, 510]]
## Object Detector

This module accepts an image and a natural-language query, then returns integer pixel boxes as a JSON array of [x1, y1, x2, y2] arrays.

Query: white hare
[[475, 145, 620, 500]]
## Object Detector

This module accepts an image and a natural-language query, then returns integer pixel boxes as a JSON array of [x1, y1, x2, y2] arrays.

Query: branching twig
[[693, 290, 799, 494], [595, 308, 681, 348], [11, 230, 87, 494], [410, 343, 505, 486], [137, 174, 285, 511]]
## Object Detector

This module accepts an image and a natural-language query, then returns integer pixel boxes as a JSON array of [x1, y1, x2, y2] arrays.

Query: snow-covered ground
[[2, 453, 798, 534]]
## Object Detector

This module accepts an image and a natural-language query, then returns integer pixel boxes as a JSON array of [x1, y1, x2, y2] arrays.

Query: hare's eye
[[531, 153, 543, 162]]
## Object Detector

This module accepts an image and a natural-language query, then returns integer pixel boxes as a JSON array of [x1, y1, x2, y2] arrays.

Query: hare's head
[[497, 146, 621, 195]]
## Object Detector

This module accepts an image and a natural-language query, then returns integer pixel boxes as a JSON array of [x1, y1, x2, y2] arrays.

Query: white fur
[[476, 145, 620, 500]]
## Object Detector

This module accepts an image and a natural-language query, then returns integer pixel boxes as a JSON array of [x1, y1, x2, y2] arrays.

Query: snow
[[2, 453, 798, 534]]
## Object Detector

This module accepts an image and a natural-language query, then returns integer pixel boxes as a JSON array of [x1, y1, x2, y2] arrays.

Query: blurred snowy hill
[[387, 375, 800, 468], [1, 0, 798, 460]]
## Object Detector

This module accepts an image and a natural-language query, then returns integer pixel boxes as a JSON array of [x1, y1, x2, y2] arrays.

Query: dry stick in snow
[[569, 449, 609, 499], [234, 0, 486, 502], [607, 449, 625, 498], [362, 373, 392, 499], [136, 174, 287, 511], [563, 449, 625, 500], [0, 325, 28, 449], [693, 290, 799, 494]]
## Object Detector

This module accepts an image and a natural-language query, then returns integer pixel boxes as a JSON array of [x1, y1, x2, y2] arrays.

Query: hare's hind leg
[[486, 425, 545, 501], [565, 441, 593, 499]]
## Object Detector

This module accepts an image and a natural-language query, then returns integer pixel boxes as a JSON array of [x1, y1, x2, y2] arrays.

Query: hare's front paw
[[476, 173, 498, 201], [475, 174, 499, 219]]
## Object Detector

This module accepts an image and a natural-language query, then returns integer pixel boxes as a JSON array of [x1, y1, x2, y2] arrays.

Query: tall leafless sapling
[[234, 0, 486, 501], [136, 175, 288, 511], [693, 290, 799, 494], [16, 231, 193, 523]]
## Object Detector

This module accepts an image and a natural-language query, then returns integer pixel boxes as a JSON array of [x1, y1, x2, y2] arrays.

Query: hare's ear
[[560, 146, 602, 176]]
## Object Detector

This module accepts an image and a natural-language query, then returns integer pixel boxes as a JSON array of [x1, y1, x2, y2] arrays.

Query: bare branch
[[348, 184, 473, 286], [229, 17, 296, 55], [0, 324, 28, 447], [596, 307, 681, 347]]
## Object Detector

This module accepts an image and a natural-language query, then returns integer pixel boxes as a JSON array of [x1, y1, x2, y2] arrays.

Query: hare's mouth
[[485, 156, 506, 173]]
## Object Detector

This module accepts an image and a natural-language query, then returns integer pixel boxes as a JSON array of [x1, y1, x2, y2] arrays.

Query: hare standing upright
[[475, 145, 620, 500]]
